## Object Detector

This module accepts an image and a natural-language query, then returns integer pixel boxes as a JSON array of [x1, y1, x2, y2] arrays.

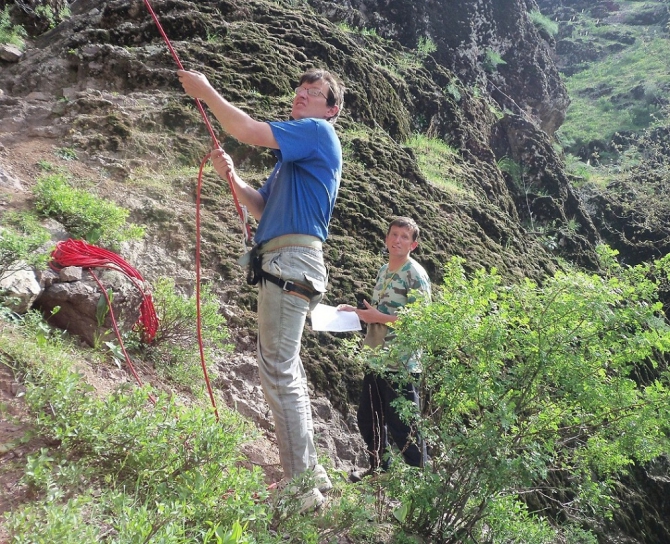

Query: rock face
[[309, 0, 570, 136], [1, 0, 669, 540]]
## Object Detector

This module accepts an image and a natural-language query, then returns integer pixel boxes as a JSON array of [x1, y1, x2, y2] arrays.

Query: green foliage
[[0, 6, 26, 49], [558, 35, 670, 156], [529, 9, 558, 37], [54, 146, 78, 161], [0, 310, 385, 543], [32, 173, 145, 247], [0, 213, 51, 282], [405, 133, 467, 195], [483, 49, 506, 73], [445, 82, 461, 102], [34, 2, 71, 30], [417, 36, 437, 57], [146, 277, 232, 390], [336, 21, 378, 37], [7, 496, 103, 543], [497, 156, 523, 183], [379, 252, 670, 542], [2, 313, 270, 543]]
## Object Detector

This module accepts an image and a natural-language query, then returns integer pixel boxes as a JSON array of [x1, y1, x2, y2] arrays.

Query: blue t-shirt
[[254, 118, 342, 245]]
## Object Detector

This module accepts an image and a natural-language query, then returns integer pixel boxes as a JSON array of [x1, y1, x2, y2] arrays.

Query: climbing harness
[[244, 237, 321, 299]]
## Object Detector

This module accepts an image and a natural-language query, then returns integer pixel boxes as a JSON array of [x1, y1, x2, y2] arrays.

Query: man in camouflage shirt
[[339, 217, 431, 480]]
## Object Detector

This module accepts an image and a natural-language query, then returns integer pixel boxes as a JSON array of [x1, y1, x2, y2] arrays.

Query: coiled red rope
[[51, 239, 158, 341], [50, 239, 159, 405]]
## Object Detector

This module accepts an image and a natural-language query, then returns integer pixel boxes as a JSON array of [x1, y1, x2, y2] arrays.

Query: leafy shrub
[[0, 213, 50, 282], [34, 2, 71, 30], [529, 9, 558, 37], [8, 363, 268, 541], [32, 173, 144, 247], [0, 6, 26, 49], [145, 277, 232, 390], [376, 250, 670, 542]]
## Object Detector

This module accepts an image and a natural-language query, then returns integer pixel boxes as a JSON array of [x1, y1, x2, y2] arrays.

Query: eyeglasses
[[295, 86, 328, 100]]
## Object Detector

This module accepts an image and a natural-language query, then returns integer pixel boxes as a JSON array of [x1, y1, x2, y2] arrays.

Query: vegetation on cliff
[[1, 0, 670, 542]]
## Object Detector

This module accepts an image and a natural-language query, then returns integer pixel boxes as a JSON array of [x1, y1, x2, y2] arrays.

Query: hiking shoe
[[297, 486, 325, 513], [271, 479, 325, 515], [312, 464, 333, 493]]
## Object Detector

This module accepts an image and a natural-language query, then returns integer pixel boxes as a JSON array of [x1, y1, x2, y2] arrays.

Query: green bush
[[0, 213, 50, 282], [144, 277, 232, 391], [0, 6, 26, 49], [374, 249, 670, 542], [417, 36, 437, 57], [33, 173, 144, 247], [529, 9, 558, 37]]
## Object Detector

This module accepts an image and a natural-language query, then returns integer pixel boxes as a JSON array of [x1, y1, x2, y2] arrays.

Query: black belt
[[260, 270, 316, 299]]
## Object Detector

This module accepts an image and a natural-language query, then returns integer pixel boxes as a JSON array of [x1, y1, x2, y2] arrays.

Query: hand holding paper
[[310, 303, 361, 332]]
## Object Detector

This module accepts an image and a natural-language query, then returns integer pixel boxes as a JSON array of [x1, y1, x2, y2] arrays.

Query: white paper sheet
[[310, 303, 361, 332]]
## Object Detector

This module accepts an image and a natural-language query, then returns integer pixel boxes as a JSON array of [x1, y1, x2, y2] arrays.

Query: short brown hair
[[388, 216, 420, 242], [299, 68, 344, 124]]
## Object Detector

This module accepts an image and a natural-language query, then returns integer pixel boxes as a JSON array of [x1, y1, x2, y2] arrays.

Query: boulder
[[0, 265, 42, 313], [0, 45, 22, 63], [34, 268, 142, 346]]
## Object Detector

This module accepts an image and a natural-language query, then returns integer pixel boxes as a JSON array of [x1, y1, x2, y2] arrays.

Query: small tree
[[381, 248, 670, 543]]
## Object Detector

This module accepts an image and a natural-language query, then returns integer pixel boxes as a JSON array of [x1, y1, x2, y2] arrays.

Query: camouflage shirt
[[369, 257, 431, 372]]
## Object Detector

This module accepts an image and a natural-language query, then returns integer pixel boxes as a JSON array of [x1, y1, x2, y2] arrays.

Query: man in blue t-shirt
[[178, 68, 344, 510]]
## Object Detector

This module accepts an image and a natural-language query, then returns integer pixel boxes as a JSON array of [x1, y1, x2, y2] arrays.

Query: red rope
[[50, 239, 158, 403], [139, 0, 260, 421], [51, 239, 158, 342], [195, 153, 220, 421]]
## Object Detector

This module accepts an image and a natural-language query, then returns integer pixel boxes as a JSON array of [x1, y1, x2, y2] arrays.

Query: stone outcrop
[[0, 265, 41, 313], [34, 267, 142, 347], [309, 0, 570, 136]]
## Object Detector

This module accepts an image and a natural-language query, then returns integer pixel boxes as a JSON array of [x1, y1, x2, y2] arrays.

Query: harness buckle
[[282, 280, 294, 292]]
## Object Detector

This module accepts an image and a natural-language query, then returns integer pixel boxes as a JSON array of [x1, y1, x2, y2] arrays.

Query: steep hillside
[[2, 0, 670, 541], [0, 0, 601, 410], [536, 0, 670, 271]]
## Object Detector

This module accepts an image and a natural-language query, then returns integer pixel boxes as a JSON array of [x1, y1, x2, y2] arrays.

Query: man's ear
[[410, 240, 419, 252], [326, 104, 340, 119]]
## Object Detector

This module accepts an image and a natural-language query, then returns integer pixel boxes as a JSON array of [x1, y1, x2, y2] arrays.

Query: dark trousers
[[357, 372, 427, 471]]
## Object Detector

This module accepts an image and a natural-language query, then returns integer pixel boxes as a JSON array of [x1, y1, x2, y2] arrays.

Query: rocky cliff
[[1, 0, 599, 406], [1, 0, 669, 541]]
